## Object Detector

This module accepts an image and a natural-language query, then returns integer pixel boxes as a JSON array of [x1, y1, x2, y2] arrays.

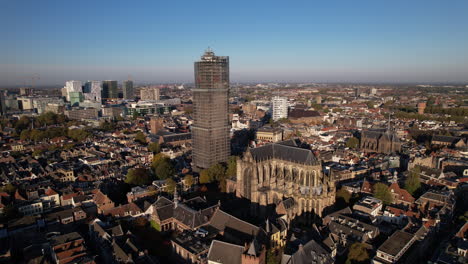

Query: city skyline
[[2, 0, 468, 86]]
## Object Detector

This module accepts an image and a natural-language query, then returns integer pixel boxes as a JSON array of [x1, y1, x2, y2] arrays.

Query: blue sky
[[1, 0, 468, 86]]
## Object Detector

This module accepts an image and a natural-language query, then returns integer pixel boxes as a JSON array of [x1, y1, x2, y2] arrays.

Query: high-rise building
[[272, 96, 288, 121], [63, 81, 82, 101], [102, 80, 118, 99], [140, 87, 160, 101], [123, 80, 134, 100], [354, 87, 360, 98], [192, 49, 230, 169], [69, 92, 84, 106], [83, 81, 102, 102], [0, 91, 6, 116]]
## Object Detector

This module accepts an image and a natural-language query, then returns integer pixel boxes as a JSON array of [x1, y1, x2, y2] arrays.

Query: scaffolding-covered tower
[[192, 49, 230, 169]]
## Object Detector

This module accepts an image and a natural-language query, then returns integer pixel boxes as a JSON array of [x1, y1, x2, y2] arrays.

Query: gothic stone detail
[[360, 130, 401, 154], [236, 141, 335, 217]]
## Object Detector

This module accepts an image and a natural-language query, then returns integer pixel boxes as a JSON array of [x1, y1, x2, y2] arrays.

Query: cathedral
[[235, 140, 335, 219], [360, 129, 401, 154]]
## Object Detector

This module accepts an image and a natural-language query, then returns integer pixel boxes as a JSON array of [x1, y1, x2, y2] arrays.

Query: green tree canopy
[[347, 242, 370, 263], [373, 183, 393, 205], [405, 166, 421, 196], [0, 183, 16, 194], [155, 160, 175, 180], [336, 188, 352, 204], [14, 116, 31, 132], [148, 142, 161, 154], [165, 178, 176, 194], [346, 137, 359, 149], [135, 131, 147, 144], [184, 174, 194, 188], [67, 129, 90, 141], [226, 156, 237, 178], [199, 169, 211, 184], [125, 168, 153, 185], [98, 120, 116, 131], [151, 153, 174, 179], [207, 163, 226, 182]]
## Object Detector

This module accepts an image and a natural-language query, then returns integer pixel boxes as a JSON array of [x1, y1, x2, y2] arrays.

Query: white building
[[83, 81, 102, 102], [272, 96, 288, 121], [140, 87, 160, 101], [63, 80, 83, 101]]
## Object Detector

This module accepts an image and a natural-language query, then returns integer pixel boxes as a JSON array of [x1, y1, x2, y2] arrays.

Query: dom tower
[[192, 49, 230, 170]]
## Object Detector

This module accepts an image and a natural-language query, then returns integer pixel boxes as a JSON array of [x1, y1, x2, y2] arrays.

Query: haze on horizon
[[1, 0, 468, 87]]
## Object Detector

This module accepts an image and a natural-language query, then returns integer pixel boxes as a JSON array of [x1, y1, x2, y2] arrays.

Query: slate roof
[[50, 232, 83, 246], [207, 240, 244, 264], [173, 203, 215, 229], [209, 209, 260, 237], [285, 239, 333, 264], [249, 141, 319, 165]]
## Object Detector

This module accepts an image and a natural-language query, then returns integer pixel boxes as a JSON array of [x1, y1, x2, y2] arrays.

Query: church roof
[[249, 141, 319, 165]]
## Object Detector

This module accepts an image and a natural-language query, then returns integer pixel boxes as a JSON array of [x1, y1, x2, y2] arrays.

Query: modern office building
[[102, 80, 118, 99], [192, 49, 230, 169], [32, 97, 64, 114], [354, 87, 360, 98], [123, 80, 134, 100], [63, 81, 83, 101], [139, 87, 160, 101], [272, 96, 288, 121], [83, 81, 102, 102], [69, 92, 84, 106]]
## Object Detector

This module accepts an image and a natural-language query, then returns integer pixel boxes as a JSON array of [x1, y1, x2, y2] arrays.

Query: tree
[[151, 153, 167, 167], [125, 168, 153, 185], [226, 156, 237, 178], [32, 149, 44, 157], [373, 183, 393, 205], [366, 101, 376, 109], [405, 166, 421, 195], [99, 121, 115, 131], [207, 163, 226, 182], [165, 178, 176, 194], [199, 169, 211, 184], [184, 175, 194, 188], [20, 130, 30, 141], [67, 129, 89, 141], [135, 131, 147, 144], [336, 188, 352, 205], [0, 183, 16, 194], [150, 220, 161, 232], [15, 116, 31, 132], [346, 137, 359, 149], [155, 161, 175, 180], [148, 142, 161, 154], [347, 242, 370, 263]]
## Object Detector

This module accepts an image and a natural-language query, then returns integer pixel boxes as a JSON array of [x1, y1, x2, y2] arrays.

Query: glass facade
[[123, 80, 134, 99]]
